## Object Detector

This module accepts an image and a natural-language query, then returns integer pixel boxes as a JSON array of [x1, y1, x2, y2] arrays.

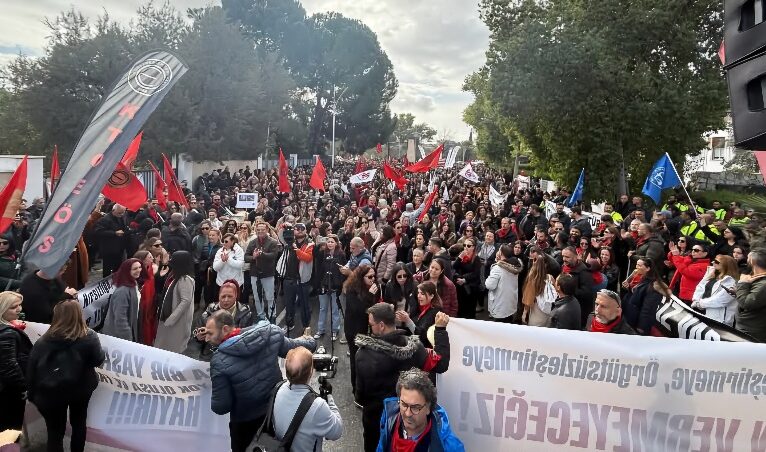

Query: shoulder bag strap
[[281, 390, 318, 450], [256, 380, 286, 439]]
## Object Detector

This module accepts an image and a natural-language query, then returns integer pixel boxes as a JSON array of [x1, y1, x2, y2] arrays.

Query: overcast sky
[[0, 0, 489, 140]]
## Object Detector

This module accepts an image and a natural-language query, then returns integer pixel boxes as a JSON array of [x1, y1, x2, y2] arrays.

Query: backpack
[[249, 380, 318, 452], [35, 345, 83, 391]]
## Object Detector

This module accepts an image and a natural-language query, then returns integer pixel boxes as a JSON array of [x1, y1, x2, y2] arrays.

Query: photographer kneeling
[[273, 346, 343, 450]]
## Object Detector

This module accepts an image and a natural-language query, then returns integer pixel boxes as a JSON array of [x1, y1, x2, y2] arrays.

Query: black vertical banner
[[655, 295, 757, 343], [23, 50, 188, 276]]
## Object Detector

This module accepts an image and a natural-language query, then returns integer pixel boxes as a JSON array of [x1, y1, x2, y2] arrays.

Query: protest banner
[[76, 275, 114, 329], [235, 192, 258, 209], [438, 318, 766, 451], [23, 322, 230, 450]]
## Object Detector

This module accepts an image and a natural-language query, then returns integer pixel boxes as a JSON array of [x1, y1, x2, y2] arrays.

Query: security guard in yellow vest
[[603, 201, 623, 225], [679, 210, 710, 243], [710, 201, 726, 221], [729, 207, 751, 227]]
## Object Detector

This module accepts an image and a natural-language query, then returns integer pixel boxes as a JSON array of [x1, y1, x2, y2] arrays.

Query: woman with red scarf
[[0, 291, 31, 431], [452, 237, 482, 319], [134, 250, 158, 346], [395, 281, 442, 348], [622, 258, 670, 335]]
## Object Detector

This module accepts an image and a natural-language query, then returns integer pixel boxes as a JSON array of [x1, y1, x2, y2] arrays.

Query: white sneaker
[[313, 332, 325, 339]]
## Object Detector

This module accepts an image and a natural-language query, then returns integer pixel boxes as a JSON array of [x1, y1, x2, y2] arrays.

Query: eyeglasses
[[398, 400, 426, 415], [465, 244, 474, 248], [396, 274, 408, 279], [692, 248, 704, 253], [152, 243, 162, 248]]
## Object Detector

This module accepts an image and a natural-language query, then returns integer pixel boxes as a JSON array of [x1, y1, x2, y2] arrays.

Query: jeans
[[36, 396, 91, 452], [282, 278, 311, 329], [251, 275, 275, 320], [317, 291, 340, 334]]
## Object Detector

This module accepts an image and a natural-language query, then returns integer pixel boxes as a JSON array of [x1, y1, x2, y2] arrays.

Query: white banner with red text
[[438, 318, 766, 451], [23, 322, 230, 451]]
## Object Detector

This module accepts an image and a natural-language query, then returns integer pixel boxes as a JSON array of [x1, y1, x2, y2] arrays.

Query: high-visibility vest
[[680, 221, 710, 243], [713, 209, 726, 221], [610, 211, 623, 224], [729, 217, 751, 227]]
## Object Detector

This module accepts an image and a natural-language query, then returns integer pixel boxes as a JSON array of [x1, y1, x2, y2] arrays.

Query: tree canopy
[[464, 0, 728, 200], [0, 0, 397, 163]]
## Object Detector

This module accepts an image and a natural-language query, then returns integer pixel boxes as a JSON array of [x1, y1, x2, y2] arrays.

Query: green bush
[[691, 190, 766, 212]]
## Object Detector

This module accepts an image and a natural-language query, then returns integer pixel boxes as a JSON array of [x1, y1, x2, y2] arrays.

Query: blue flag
[[566, 168, 585, 207], [642, 153, 681, 204]]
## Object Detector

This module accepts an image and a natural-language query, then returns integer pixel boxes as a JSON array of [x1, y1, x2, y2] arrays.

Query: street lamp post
[[330, 85, 348, 169]]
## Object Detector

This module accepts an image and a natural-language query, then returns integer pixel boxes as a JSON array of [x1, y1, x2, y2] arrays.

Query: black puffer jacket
[[27, 329, 105, 404], [0, 323, 32, 394], [354, 328, 450, 409]]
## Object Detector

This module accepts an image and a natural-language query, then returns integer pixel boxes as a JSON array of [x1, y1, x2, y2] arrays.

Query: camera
[[313, 346, 338, 400], [283, 225, 295, 245], [312, 346, 338, 377]]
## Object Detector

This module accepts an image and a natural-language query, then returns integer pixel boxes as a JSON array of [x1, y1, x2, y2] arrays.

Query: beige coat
[[154, 276, 195, 353]]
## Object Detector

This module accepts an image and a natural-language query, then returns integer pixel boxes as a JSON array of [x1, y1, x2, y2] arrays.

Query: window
[[741, 0, 766, 31], [711, 137, 725, 160]]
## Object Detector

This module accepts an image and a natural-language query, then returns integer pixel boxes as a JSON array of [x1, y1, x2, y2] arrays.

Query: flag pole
[[664, 152, 699, 214]]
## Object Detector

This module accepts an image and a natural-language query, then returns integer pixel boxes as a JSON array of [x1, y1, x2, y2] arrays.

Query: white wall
[[0, 155, 44, 201]]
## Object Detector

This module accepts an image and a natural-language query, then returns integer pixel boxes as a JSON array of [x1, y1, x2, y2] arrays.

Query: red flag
[[0, 156, 28, 234], [162, 154, 189, 209], [121, 131, 143, 168], [310, 157, 327, 191], [418, 187, 438, 222], [384, 162, 409, 189], [101, 161, 147, 211], [50, 145, 60, 193], [376, 143, 383, 154], [278, 148, 291, 193], [405, 144, 444, 173], [718, 40, 726, 65], [148, 161, 167, 210], [354, 156, 367, 174]]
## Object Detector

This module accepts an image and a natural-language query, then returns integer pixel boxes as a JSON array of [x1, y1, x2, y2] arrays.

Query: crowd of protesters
[[3, 156, 766, 450]]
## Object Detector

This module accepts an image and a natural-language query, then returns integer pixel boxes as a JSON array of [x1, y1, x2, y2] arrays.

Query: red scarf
[[460, 252, 474, 264], [9, 320, 26, 330], [562, 264, 575, 274], [418, 303, 430, 319], [497, 227, 511, 238], [590, 315, 623, 333], [221, 328, 242, 343], [391, 416, 432, 452], [592, 271, 604, 285]]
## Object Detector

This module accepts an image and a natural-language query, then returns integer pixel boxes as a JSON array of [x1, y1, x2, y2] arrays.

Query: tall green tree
[[0, 3, 300, 162], [465, 0, 728, 201], [223, 1, 398, 155], [392, 113, 437, 142]]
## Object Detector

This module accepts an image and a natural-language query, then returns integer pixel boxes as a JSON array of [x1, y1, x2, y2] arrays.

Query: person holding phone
[[691, 255, 738, 326]]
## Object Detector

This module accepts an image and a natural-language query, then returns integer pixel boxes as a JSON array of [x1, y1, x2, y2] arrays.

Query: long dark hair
[[386, 262, 414, 302], [372, 225, 396, 255], [169, 251, 194, 278], [343, 264, 373, 296]]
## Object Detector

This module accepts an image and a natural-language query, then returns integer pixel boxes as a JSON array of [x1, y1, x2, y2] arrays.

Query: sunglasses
[[692, 248, 704, 252], [396, 274, 408, 279], [152, 243, 162, 248], [0, 241, 9, 245], [713, 260, 720, 264], [677, 239, 685, 243], [201, 227, 210, 230], [365, 275, 376, 280], [465, 244, 474, 248], [239, 226, 248, 230]]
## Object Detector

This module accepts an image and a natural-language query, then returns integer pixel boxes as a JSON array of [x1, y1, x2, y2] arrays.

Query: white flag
[[489, 184, 508, 207], [349, 169, 377, 184], [418, 145, 427, 160], [442, 185, 449, 201], [459, 163, 480, 183], [428, 173, 435, 192], [445, 146, 460, 169], [341, 183, 350, 195]]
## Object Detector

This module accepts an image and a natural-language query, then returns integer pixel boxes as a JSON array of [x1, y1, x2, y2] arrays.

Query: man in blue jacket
[[205, 310, 316, 452], [377, 368, 464, 452]]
